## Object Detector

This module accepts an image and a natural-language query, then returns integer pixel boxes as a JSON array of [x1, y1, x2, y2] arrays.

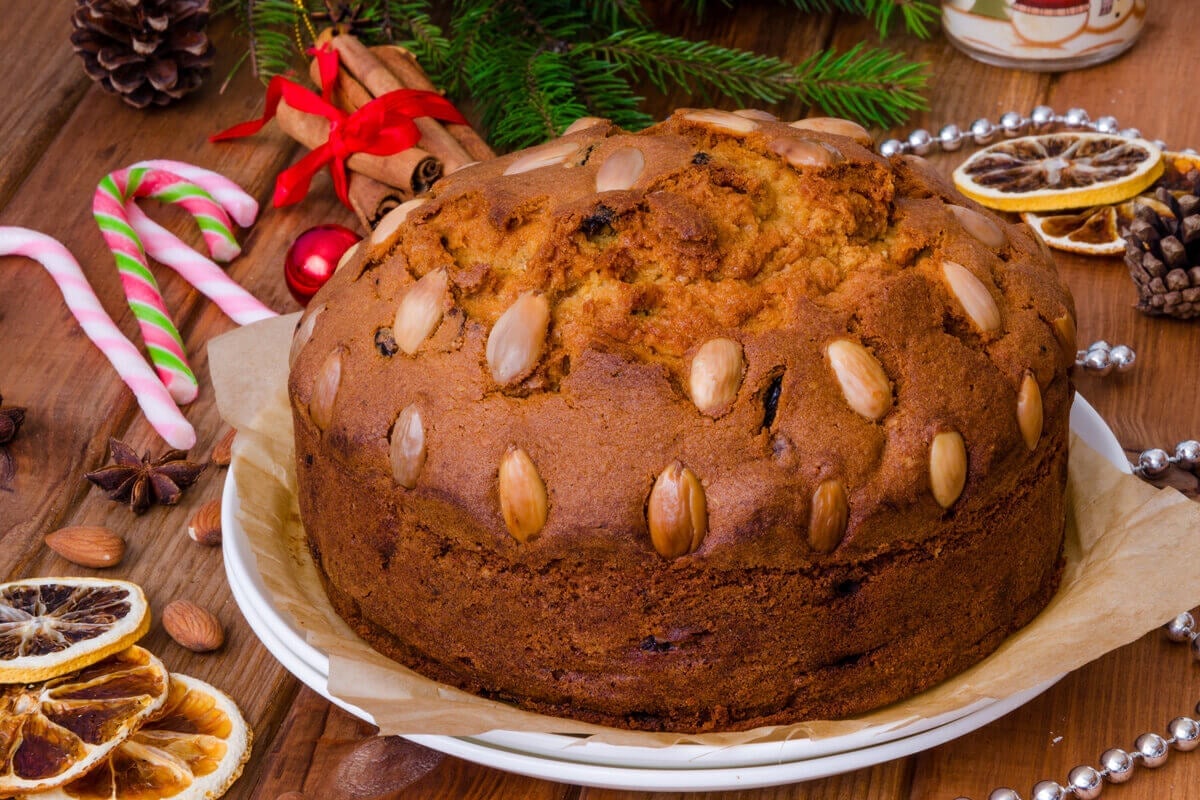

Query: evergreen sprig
[[217, 0, 932, 151]]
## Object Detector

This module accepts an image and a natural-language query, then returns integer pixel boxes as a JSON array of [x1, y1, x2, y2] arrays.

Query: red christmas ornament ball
[[284, 224, 361, 305]]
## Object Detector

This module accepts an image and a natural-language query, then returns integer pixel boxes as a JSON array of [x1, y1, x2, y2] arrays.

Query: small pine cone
[[70, 0, 215, 109], [1121, 172, 1200, 320]]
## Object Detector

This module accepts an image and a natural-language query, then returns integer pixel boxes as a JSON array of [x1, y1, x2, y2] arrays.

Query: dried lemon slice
[[29, 674, 252, 800], [953, 133, 1163, 212], [0, 578, 151, 684], [1020, 152, 1200, 255], [0, 646, 169, 794]]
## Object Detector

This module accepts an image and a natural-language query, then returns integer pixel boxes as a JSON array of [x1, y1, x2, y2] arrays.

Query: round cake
[[288, 109, 1076, 733]]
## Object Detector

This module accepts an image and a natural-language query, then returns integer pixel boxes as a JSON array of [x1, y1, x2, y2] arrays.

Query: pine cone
[[1121, 173, 1200, 320], [70, 0, 215, 109]]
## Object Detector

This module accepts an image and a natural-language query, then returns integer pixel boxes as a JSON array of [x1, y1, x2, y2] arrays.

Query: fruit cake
[[288, 109, 1076, 733]]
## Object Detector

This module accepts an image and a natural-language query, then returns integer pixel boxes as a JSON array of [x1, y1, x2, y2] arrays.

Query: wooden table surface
[[3, 2, 1199, 798]]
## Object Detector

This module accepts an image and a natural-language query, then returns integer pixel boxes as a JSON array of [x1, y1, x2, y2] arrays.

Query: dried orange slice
[[0, 646, 168, 794], [953, 133, 1163, 212], [0, 578, 151, 684], [29, 674, 252, 800], [1020, 152, 1200, 255]]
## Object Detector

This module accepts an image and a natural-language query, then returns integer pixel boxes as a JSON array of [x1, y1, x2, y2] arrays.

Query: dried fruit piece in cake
[[29, 673, 252, 800], [0, 578, 150, 684], [0, 646, 168, 794], [953, 133, 1163, 212]]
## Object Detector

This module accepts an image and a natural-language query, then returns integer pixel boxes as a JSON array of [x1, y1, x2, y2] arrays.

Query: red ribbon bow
[[210, 46, 466, 208]]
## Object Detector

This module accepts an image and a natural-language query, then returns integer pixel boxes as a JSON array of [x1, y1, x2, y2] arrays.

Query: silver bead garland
[[956, 611, 1200, 800], [912, 107, 1200, 800]]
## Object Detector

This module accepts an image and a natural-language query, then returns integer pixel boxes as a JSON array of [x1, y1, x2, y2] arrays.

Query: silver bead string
[[877, 105, 1199, 159], [954, 613, 1200, 800]]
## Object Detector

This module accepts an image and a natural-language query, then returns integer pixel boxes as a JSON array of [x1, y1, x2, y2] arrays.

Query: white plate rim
[[222, 393, 1126, 781]]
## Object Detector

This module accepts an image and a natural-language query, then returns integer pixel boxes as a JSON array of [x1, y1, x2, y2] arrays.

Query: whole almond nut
[[942, 260, 1002, 333], [647, 462, 707, 559], [689, 338, 745, 416], [370, 198, 426, 247], [503, 140, 581, 175], [930, 430, 967, 508], [808, 480, 848, 554], [563, 116, 607, 135], [486, 292, 551, 385], [44, 526, 125, 569], [949, 205, 1007, 249], [682, 109, 759, 134], [789, 117, 872, 146], [289, 303, 325, 368], [1052, 313, 1077, 364], [211, 428, 236, 467], [734, 108, 777, 121], [389, 404, 426, 489], [187, 499, 222, 547], [1017, 372, 1043, 451], [394, 268, 449, 355], [309, 348, 343, 431], [595, 147, 646, 193], [769, 138, 842, 169], [498, 446, 548, 542], [826, 339, 892, 421], [336, 241, 362, 273], [162, 600, 224, 652]]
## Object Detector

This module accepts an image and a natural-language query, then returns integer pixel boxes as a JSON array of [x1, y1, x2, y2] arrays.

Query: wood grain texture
[[1, 2, 1198, 799]]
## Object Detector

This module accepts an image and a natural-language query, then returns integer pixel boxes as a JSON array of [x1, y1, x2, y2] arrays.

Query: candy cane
[[126, 203, 276, 326], [132, 159, 259, 228], [0, 227, 195, 450]]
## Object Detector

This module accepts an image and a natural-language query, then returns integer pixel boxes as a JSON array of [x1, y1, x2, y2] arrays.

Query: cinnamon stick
[[349, 172, 405, 231], [371, 44, 496, 163], [276, 99, 442, 196], [330, 34, 475, 173], [309, 52, 373, 113]]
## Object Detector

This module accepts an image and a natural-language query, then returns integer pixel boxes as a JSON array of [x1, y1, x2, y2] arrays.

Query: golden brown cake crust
[[289, 109, 1076, 732]]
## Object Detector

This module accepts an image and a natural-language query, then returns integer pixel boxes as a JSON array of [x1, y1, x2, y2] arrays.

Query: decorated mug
[[942, 0, 1146, 71]]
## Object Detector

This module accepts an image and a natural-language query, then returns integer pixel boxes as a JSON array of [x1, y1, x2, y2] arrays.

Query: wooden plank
[[0, 6, 92, 211]]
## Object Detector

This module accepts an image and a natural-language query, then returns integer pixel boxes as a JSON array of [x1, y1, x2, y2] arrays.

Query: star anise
[[85, 437, 206, 514], [0, 393, 26, 491]]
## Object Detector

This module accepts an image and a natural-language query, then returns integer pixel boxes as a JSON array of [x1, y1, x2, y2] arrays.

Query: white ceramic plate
[[223, 394, 1128, 789]]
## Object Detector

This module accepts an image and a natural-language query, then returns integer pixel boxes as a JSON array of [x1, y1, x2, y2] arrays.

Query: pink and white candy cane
[[94, 166, 247, 404], [132, 160, 259, 228], [0, 227, 195, 450]]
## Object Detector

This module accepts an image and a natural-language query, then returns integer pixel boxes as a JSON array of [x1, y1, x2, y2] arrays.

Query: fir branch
[[794, 41, 926, 126], [682, 0, 939, 38]]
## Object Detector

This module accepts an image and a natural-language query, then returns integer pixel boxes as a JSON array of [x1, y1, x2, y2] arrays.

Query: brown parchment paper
[[209, 315, 1200, 748]]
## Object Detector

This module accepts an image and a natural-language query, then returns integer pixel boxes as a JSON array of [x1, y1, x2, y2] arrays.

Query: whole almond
[[769, 138, 842, 169], [595, 147, 646, 193], [689, 338, 745, 416], [309, 348, 343, 431], [734, 108, 777, 121], [336, 241, 362, 273], [503, 140, 581, 175], [808, 480, 848, 554], [930, 430, 967, 508], [682, 109, 759, 135], [789, 117, 872, 146], [394, 268, 449, 355], [1017, 372, 1043, 451], [289, 303, 325, 368], [162, 600, 224, 652], [44, 526, 125, 569], [211, 428, 236, 467], [948, 205, 1007, 249], [486, 292, 551, 385], [370, 198, 426, 247], [1052, 313, 1077, 364], [563, 116, 607, 136], [498, 446, 548, 542], [826, 339, 892, 421], [942, 261, 1002, 333], [647, 462, 707, 559], [389, 404, 426, 489], [187, 499, 223, 547]]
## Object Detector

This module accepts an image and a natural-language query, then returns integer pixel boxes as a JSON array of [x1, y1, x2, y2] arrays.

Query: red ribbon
[[210, 46, 466, 208]]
